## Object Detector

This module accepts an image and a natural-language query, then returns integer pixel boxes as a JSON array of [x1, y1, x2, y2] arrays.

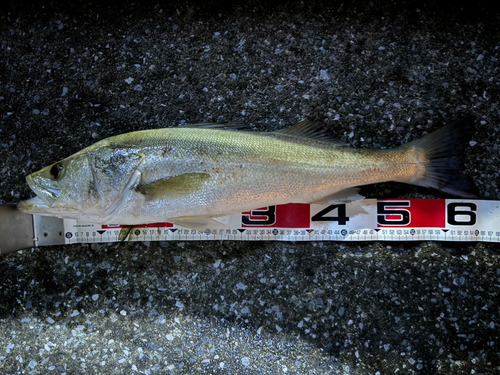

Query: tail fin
[[405, 116, 479, 198]]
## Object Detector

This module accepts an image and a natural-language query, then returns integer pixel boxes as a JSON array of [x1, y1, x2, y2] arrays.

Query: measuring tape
[[55, 199, 500, 244], [1, 199, 499, 254]]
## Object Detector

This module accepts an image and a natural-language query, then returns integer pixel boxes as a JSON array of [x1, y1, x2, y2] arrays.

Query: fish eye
[[49, 163, 64, 180]]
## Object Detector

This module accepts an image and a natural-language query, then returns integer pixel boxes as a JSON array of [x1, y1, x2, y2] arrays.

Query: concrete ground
[[1, 0, 499, 373]]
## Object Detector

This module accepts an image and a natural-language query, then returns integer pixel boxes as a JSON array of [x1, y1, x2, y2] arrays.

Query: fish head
[[18, 152, 97, 217], [17, 143, 145, 222]]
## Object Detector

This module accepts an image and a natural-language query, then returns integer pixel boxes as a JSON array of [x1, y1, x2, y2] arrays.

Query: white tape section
[[56, 199, 500, 243]]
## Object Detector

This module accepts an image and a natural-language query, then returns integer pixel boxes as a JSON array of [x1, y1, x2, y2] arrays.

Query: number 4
[[311, 204, 350, 225]]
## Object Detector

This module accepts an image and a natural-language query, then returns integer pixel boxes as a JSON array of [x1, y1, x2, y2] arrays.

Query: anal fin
[[310, 188, 365, 204]]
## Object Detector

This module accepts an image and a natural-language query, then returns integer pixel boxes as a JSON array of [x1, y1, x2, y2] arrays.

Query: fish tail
[[402, 116, 479, 198]]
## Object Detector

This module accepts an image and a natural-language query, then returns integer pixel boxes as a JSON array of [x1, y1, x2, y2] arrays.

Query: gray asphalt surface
[[1, 1, 500, 374]]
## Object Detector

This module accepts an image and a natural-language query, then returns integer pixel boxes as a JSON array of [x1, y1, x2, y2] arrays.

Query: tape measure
[[55, 199, 500, 244], [1, 199, 499, 254]]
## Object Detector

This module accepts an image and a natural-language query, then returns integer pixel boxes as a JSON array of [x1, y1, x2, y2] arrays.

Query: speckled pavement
[[1, 1, 499, 374]]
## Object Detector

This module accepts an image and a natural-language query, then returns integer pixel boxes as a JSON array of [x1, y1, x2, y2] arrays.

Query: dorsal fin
[[178, 118, 348, 146], [181, 121, 248, 130], [273, 119, 348, 146]]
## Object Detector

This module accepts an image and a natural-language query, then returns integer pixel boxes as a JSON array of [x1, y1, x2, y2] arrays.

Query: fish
[[17, 117, 479, 231]]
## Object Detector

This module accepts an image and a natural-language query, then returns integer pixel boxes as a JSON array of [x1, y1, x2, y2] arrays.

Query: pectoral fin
[[168, 216, 228, 233], [137, 173, 210, 200]]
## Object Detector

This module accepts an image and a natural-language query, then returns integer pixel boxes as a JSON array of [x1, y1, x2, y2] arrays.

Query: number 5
[[377, 201, 411, 226]]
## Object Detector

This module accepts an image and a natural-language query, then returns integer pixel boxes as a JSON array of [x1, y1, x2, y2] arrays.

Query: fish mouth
[[17, 195, 49, 213], [18, 175, 61, 211]]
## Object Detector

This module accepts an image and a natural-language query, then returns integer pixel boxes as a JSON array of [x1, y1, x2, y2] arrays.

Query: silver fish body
[[17, 118, 478, 229]]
